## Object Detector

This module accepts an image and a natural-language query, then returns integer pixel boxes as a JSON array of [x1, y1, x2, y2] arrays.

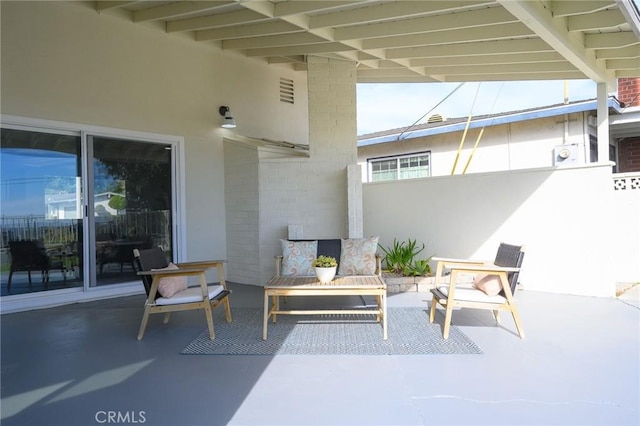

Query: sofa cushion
[[153, 262, 187, 298], [338, 237, 379, 275], [316, 239, 342, 268], [280, 239, 317, 276]]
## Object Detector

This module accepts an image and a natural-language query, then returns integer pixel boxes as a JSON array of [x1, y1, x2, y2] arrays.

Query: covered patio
[[1, 1, 639, 424], [1, 283, 638, 425]]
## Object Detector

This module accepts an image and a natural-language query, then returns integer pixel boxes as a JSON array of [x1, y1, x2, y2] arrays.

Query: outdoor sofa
[[263, 237, 388, 339]]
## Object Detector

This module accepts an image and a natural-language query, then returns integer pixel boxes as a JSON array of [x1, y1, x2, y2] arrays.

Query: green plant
[[379, 238, 433, 276], [403, 259, 432, 277], [312, 255, 337, 268]]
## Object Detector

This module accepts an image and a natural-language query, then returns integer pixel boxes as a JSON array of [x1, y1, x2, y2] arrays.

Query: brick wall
[[618, 137, 640, 173], [617, 78, 640, 107]]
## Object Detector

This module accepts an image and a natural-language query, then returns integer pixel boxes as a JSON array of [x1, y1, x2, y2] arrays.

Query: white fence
[[363, 163, 638, 298]]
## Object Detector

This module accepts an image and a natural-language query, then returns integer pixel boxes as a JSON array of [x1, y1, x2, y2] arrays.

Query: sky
[[356, 79, 598, 135]]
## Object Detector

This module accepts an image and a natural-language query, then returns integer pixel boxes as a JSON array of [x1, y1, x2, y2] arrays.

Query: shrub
[[379, 238, 432, 277]]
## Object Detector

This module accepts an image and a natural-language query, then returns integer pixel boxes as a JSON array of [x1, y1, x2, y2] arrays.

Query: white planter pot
[[315, 266, 337, 283]]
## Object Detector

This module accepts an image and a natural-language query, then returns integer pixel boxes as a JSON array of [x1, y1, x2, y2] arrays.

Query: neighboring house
[[357, 78, 640, 182], [46, 192, 120, 219]]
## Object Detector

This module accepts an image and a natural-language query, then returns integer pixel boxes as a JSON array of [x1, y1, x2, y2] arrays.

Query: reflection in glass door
[[90, 137, 173, 287], [0, 128, 84, 296]]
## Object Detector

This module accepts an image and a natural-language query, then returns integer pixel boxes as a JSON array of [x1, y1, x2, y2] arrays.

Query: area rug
[[181, 307, 482, 355]]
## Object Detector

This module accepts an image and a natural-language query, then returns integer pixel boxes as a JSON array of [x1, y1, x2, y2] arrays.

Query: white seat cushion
[[437, 285, 506, 304], [155, 285, 225, 306]]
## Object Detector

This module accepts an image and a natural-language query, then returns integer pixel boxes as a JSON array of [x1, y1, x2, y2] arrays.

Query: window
[[369, 153, 430, 182]]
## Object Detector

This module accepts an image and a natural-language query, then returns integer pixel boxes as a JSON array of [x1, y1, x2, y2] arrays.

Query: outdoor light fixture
[[219, 106, 236, 129]]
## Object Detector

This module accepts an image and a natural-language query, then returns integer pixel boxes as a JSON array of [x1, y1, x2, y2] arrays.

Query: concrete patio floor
[[1, 283, 638, 426]]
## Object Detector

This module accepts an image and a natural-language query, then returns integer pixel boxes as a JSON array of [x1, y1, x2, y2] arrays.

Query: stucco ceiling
[[96, 0, 640, 85]]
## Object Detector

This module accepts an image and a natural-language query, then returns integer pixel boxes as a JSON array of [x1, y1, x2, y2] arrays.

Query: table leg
[[272, 295, 279, 323], [381, 292, 388, 340], [263, 290, 269, 340]]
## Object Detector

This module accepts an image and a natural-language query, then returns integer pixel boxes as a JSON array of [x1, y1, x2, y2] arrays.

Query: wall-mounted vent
[[279, 78, 294, 104], [427, 113, 445, 123]]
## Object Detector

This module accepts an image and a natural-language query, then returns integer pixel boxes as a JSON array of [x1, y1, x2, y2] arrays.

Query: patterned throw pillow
[[473, 274, 503, 297], [280, 240, 317, 276], [153, 262, 187, 298], [338, 237, 379, 275]]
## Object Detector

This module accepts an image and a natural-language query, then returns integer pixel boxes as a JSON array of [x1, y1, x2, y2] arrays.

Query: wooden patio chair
[[429, 243, 525, 339], [133, 247, 232, 340]]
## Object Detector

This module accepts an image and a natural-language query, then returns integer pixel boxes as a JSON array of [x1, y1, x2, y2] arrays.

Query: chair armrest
[[138, 267, 209, 277], [448, 264, 520, 274], [175, 259, 226, 268], [433, 256, 486, 265], [275, 255, 283, 277]]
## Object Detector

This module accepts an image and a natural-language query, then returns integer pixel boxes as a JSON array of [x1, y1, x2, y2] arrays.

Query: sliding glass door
[[1, 124, 177, 296], [1, 127, 84, 295], [91, 136, 173, 286]]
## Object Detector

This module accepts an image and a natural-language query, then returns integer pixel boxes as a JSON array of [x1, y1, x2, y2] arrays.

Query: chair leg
[[7, 270, 13, 293], [204, 304, 215, 340], [163, 312, 171, 324], [442, 305, 454, 339], [429, 295, 437, 323], [137, 306, 152, 340], [510, 307, 526, 339], [223, 297, 232, 323], [493, 309, 501, 324]]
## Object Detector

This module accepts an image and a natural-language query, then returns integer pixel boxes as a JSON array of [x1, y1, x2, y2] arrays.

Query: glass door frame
[[0, 114, 186, 313]]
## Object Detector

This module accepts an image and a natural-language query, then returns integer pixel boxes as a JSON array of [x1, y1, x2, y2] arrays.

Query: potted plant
[[312, 255, 338, 283]]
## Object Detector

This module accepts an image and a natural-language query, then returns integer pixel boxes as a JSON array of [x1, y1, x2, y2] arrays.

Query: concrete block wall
[[224, 142, 261, 285], [224, 57, 359, 285], [257, 57, 359, 285]]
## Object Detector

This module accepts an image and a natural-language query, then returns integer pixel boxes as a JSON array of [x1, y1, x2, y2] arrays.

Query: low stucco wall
[[363, 163, 622, 297]]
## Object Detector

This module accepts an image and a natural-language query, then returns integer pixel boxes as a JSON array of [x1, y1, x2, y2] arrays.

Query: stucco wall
[[363, 163, 619, 298], [0, 1, 308, 273], [612, 174, 640, 282]]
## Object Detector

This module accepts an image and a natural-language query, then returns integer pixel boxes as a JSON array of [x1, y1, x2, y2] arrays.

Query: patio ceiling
[[96, 1, 640, 85]]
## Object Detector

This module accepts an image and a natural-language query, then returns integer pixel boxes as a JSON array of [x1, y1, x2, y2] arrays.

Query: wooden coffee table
[[263, 275, 387, 340]]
